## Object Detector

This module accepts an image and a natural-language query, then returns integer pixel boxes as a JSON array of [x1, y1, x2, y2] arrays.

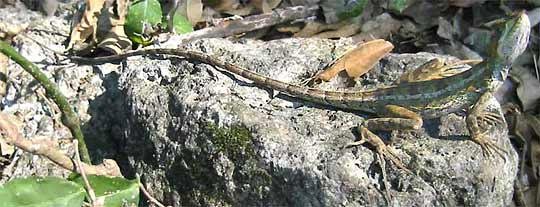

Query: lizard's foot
[[346, 126, 410, 204], [471, 130, 508, 160], [477, 111, 504, 126], [467, 92, 508, 160], [345, 126, 411, 173]]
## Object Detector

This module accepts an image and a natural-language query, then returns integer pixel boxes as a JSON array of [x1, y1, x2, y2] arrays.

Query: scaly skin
[[72, 13, 530, 119], [71, 12, 530, 168]]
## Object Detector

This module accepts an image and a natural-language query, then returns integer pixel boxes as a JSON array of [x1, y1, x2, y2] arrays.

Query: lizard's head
[[490, 11, 530, 64]]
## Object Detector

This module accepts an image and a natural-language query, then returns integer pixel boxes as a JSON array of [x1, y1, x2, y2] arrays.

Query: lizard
[[395, 58, 482, 84], [70, 11, 531, 172]]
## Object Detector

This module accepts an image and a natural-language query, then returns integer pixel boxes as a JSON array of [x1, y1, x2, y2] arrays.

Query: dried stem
[[161, 5, 319, 45], [0, 112, 121, 176], [138, 174, 167, 207], [0, 40, 90, 163], [74, 139, 97, 205]]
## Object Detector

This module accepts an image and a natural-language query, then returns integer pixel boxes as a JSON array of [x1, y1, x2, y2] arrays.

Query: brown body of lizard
[[71, 12, 530, 170]]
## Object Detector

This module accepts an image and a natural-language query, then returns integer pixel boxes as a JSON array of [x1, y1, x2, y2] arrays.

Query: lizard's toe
[[378, 146, 411, 174], [472, 131, 507, 161]]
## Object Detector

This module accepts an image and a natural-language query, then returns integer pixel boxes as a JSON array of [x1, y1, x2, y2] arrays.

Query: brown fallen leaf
[[520, 114, 540, 207], [0, 114, 22, 158], [293, 17, 362, 39], [352, 13, 406, 43], [252, 0, 281, 13], [178, 0, 203, 25], [67, 0, 106, 50], [292, 20, 341, 38], [205, 0, 240, 12], [510, 66, 540, 112], [0, 21, 29, 39], [313, 39, 393, 83], [97, 0, 131, 54]]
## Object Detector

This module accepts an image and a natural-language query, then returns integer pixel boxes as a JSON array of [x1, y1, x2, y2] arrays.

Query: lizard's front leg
[[346, 105, 422, 173], [466, 92, 507, 158]]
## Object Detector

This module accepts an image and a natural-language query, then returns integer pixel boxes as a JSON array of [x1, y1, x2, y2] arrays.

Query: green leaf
[[125, 0, 163, 45], [165, 13, 194, 34], [0, 176, 85, 207], [389, 0, 410, 13], [71, 175, 140, 207], [337, 0, 368, 20]]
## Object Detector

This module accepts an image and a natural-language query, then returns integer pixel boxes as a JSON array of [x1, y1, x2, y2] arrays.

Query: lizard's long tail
[[72, 48, 383, 110], [70, 12, 530, 110]]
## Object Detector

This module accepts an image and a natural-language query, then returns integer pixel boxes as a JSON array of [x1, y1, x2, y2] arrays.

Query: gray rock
[[0, 4, 116, 182], [0, 4, 518, 206], [114, 38, 517, 206]]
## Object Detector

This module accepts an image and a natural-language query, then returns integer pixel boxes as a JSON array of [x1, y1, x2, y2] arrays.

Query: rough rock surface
[[0, 3, 518, 207], [0, 1, 122, 182], [113, 38, 518, 206]]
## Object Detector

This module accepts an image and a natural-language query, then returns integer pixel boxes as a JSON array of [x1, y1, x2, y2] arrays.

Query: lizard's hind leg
[[344, 105, 420, 201], [345, 105, 422, 173]]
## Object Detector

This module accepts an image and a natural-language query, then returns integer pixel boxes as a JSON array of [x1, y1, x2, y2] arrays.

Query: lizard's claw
[[471, 130, 507, 161], [478, 111, 504, 126], [346, 126, 411, 173]]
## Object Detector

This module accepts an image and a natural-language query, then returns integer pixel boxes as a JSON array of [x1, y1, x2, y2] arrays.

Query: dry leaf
[[531, 137, 540, 179], [437, 17, 454, 40], [40, 0, 59, 16], [523, 115, 540, 207], [252, 0, 281, 13], [293, 20, 343, 38], [510, 66, 540, 112], [0, 0, 16, 7], [0, 114, 21, 157], [67, 0, 106, 50], [97, 0, 131, 54], [206, 0, 240, 12], [314, 39, 393, 82], [224, 4, 256, 16], [294, 17, 362, 39], [176, 0, 204, 26], [507, 109, 540, 207], [0, 134, 14, 157], [313, 22, 361, 39], [515, 165, 538, 207], [0, 21, 29, 39], [186, 0, 203, 25], [352, 13, 405, 42]]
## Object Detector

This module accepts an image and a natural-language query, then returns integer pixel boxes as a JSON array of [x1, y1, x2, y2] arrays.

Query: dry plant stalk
[[0, 112, 122, 177]]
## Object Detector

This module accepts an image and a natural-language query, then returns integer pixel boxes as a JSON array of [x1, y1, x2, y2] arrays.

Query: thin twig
[[533, 54, 538, 80], [0, 112, 122, 176], [138, 174, 167, 207], [159, 5, 319, 46], [74, 139, 97, 206]]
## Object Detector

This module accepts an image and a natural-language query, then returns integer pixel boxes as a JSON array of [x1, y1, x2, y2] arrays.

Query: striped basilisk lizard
[[71, 12, 530, 171]]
